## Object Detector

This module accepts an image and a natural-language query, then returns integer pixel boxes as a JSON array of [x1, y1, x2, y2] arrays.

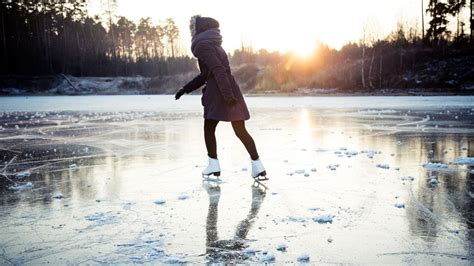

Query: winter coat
[[182, 28, 250, 121]]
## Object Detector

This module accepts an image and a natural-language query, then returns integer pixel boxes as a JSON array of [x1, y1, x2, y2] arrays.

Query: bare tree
[[164, 18, 179, 58]]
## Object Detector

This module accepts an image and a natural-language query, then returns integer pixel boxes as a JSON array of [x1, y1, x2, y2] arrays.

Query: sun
[[291, 41, 316, 58]]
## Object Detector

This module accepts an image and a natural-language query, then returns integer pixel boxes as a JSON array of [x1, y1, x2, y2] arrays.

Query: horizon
[[88, 0, 470, 56]]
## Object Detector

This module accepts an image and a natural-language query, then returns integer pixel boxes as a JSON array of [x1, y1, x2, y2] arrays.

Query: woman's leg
[[231, 120, 259, 160], [204, 119, 219, 159]]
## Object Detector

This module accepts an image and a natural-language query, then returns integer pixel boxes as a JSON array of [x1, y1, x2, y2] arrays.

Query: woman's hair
[[189, 15, 201, 37]]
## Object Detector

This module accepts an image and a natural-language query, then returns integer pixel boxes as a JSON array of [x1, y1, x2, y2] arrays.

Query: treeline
[[0, 1, 196, 77], [229, 0, 474, 92]]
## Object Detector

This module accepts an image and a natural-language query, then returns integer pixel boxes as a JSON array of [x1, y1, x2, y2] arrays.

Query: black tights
[[204, 119, 259, 160]]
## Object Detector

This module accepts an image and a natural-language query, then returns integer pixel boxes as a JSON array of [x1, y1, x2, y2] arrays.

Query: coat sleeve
[[182, 73, 206, 93], [194, 42, 235, 100]]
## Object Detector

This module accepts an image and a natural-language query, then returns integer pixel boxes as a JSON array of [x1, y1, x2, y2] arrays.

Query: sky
[[88, 0, 469, 56]]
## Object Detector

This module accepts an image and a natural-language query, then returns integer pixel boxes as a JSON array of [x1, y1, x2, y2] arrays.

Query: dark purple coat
[[182, 28, 250, 122]]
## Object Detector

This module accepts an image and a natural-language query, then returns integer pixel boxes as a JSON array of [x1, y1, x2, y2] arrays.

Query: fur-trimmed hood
[[190, 16, 220, 37]]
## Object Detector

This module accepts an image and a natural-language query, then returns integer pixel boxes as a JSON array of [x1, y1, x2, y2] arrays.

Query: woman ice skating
[[175, 15, 266, 181]]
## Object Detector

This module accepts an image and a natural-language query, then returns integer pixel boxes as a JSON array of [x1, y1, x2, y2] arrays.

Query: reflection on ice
[[0, 96, 473, 264]]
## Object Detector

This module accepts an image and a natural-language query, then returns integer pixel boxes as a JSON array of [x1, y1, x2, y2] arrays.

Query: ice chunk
[[161, 256, 186, 264], [297, 254, 310, 262], [287, 216, 307, 223], [450, 157, 474, 165], [394, 202, 405, 208], [376, 164, 390, 169], [294, 169, 305, 174], [259, 253, 275, 263], [177, 193, 190, 200], [154, 197, 166, 205], [422, 162, 448, 169], [15, 170, 31, 179], [84, 212, 115, 225], [344, 150, 358, 157], [8, 182, 33, 192], [52, 192, 64, 199], [312, 214, 335, 224], [428, 176, 439, 186], [400, 176, 415, 181], [362, 150, 379, 159], [276, 243, 288, 251], [243, 247, 257, 255]]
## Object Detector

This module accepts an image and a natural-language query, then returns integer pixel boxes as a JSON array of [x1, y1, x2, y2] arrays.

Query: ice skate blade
[[202, 171, 220, 177], [252, 179, 268, 190], [202, 174, 222, 183]]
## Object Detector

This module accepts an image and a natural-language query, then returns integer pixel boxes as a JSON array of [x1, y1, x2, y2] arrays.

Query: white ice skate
[[202, 156, 221, 178], [251, 158, 268, 181]]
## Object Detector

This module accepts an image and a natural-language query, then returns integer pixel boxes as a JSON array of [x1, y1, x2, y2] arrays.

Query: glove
[[225, 97, 238, 106], [175, 88, 186, 100]]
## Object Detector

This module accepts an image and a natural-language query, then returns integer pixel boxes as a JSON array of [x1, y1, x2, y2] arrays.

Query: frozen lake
[[0, 95, 473, 264]]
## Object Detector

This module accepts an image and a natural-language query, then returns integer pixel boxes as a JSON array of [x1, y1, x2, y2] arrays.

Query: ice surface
[[0, 95, 473, 264]]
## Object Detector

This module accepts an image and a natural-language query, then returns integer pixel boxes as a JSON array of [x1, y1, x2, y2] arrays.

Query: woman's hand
[[175, 88, 186, 100]]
